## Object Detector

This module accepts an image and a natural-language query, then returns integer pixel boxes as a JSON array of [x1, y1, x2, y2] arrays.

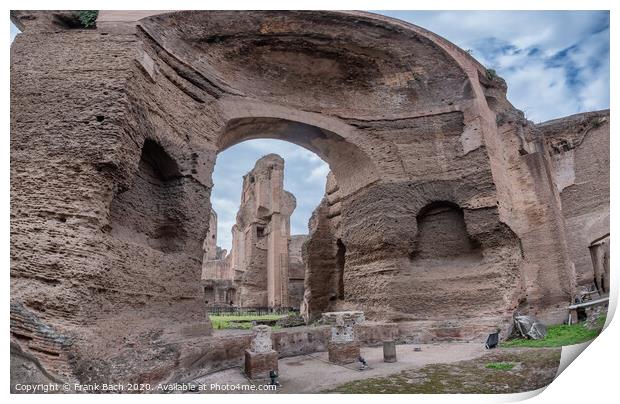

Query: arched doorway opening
[[207, 115, 381, 321], [201, 138, 329, 314]]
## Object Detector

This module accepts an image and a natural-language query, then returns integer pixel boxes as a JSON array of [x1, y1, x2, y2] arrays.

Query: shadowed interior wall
[[110, 139, 187, 252], [413, 203, 482, 261]]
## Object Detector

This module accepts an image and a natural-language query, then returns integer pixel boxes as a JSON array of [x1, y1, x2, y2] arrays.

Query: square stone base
[[328, 341, 360, 365], [244, 349, 278, 379]]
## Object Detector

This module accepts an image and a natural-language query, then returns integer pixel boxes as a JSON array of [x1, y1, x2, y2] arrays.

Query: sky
[[10, 11, 610, 251]]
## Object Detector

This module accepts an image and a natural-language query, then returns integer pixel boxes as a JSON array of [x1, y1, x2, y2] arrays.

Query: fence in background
[[206, 306, 298, 316]]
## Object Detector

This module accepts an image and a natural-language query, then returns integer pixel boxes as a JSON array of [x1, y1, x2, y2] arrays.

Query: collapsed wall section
[[538, 110, 610, 293], [202, 154, 299, 309], [288, 235, 309, 309]]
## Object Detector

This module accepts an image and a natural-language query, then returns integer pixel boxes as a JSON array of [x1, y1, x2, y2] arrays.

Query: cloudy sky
[[10, 11, 610, 250]]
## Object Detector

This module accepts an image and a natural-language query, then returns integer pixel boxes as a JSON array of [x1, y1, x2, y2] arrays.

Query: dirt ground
[[186, 342, 561, 394]]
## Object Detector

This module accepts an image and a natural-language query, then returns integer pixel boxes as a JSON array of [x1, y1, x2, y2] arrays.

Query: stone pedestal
[[322, 311, 365, 343], [244, 349, 278, 379], [383, 340, 397, 363], [244, 324, 278, 379], [327, 341, 360, 365], [322, 311, 365, 365]]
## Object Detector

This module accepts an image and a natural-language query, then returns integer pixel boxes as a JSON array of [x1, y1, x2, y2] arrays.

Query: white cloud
[[503, 64, 579, 121], [379, 11, 609, 122], [211, 197, 238, 217], [306, 162, 330, 184]]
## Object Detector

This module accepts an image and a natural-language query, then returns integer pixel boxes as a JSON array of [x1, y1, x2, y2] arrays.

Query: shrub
[[76, 10, 98, 28], [486, 68, 498, 80]]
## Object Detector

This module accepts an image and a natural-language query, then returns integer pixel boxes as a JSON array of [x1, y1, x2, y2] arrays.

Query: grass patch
[[485, 362, 515, 371], [502, 316, 605, 348], [209, 314, 287, 330], [327, 348, 560, 393]]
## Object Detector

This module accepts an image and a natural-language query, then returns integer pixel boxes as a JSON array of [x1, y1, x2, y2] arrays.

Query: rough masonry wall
[[110, 139, 189, 253], [329, 107, 525, 325], [288, 234, 309, 309], [11, 13, 224, 384], [470, 72, 578, 324], [10, 10, 593, 385], [302, 173, 345, 321], [538, 110, 610, 290]]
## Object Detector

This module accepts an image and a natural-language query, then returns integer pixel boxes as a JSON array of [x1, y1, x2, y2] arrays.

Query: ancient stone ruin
[[245, 325, 279, 379], [323, 311, 365, 364], [10, 10, 609, 387], [202, 154, 307, 309]]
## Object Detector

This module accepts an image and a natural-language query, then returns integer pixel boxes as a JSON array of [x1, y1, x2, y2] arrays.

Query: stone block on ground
[[244, 349, 278, 379], [327, 341, 360, 365], [383, 340, 397, 363]]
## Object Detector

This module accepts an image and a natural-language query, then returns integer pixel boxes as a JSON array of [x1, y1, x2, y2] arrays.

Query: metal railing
[[206, 306, 298, 316]]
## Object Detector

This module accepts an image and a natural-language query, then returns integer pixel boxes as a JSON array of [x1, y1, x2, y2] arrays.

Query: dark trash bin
[[485, 332, 499, 349]]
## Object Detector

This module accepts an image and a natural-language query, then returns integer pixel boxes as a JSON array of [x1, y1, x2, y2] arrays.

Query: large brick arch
[[10, 10, 580, 385]]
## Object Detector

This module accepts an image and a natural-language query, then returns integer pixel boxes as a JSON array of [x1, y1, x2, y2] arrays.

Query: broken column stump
[[383, 340, 397, 363], [244, 325, 278, 379]]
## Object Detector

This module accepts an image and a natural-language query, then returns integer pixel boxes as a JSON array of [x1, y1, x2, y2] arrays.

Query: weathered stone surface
[[10, 10, 608, 386], [322, 311, 365, 342], [10, 341, 66, 393], [10, 10, 84, 32], [327, 341, 361, 365], [244, 350, 279, 379], [250, 325, 273, 353], [514, 315, 548, 340], [537, 110, 610, 294], [288, 234, 308, 308], [383, 340, 397, 363], [301, 173, 345, 321]]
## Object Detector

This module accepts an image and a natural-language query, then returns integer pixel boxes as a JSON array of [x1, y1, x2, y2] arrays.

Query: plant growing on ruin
[[76, 10, 98, 28], [591, 116, 607, 129], [486, 68, 498, 80]]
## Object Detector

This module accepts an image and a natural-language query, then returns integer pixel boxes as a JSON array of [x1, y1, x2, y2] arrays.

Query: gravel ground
[[189, 342, 490, 393]]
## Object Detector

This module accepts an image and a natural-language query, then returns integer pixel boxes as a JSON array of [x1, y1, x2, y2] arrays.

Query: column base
[[244, 349, 278, 379], [327, 341, 361, 365]]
